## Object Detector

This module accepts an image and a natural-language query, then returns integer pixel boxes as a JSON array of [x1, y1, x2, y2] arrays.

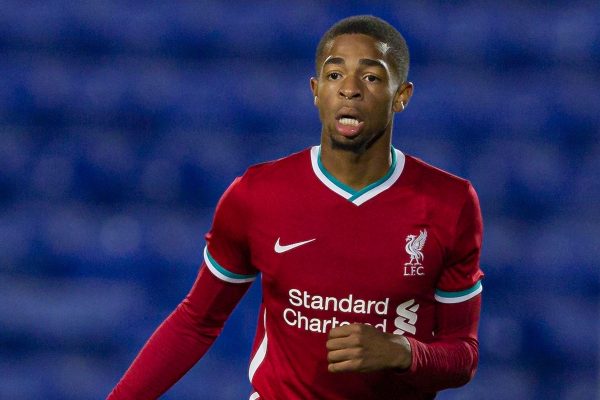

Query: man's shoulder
[[231, 147, 312, 193], [404, 154, 473, 198], [243, 147, 311, 179]]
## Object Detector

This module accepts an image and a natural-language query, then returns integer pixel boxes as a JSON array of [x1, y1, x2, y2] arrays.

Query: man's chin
[[329, 134, 365, 152], [329, 134, 366, 153], [327, 125, 388, 154]]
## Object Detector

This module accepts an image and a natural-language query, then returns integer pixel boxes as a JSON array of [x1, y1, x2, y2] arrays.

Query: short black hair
[[315, 15, 410, 83]]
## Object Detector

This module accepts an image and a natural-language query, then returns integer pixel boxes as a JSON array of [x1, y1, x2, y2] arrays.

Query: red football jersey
[[203, 146, 484, 399]]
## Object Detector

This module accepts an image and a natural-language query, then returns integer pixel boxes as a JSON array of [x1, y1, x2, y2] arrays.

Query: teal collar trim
[[310, 145, 405, 206]]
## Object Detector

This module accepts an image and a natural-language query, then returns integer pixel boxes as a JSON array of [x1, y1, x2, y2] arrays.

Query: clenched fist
[[326, 323, 412, 373]]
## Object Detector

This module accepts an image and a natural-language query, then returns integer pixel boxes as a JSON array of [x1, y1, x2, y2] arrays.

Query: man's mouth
[[338, 117, 360, 127], [335, 116, 364, 137], [334, 107, 365, 137]]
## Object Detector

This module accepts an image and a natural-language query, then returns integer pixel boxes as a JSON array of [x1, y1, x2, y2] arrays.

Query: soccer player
[[108, 15, 484, 399]]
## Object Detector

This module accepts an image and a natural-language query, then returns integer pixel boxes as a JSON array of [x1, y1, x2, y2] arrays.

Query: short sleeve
[[435, 183, 484, 303], [203, 176, 259, 284]]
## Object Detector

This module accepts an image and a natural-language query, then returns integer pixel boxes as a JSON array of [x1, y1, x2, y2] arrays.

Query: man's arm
[[107, 265, 252, 399], [402, 294, 480, 389], [108, 175, 255, 399], [326, 294, 481, 391], [327, 181, 483, 391]]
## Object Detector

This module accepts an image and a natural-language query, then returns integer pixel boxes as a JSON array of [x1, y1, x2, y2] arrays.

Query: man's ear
[[310, 77, 319, 106], [393, 82, 414, 112]]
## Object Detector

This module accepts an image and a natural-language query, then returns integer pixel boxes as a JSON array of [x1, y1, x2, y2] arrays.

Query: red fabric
[[436, 183, 484, 293], [108, 148, 484, 399], [108, 271, 481, 400], [399, 296, 481, 394], [107, 273, 481, 400]]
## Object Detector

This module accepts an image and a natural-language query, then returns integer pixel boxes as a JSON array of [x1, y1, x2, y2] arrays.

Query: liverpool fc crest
[[404, 229, 427, 276]]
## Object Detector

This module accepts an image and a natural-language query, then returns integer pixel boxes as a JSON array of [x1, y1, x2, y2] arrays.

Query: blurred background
[[0, 1, 598, 399]]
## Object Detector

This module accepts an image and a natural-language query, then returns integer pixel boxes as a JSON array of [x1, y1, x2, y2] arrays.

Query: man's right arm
[[108, 175, 256, 399], [107, 264, 252, 399]]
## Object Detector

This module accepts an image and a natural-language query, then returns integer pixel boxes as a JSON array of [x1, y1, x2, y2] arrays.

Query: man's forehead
[[319, 34, 392, 75], [323, 33, 390, 58]]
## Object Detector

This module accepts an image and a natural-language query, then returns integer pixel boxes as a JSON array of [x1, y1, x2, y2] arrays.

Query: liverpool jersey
[[204, 146, 484, 399]]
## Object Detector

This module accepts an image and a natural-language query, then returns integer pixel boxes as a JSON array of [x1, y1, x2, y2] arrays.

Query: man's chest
[[246, 197, 449, 330]]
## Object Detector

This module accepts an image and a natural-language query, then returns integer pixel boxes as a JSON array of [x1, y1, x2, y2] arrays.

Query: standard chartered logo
[[283, 289, 389, 334], [393, 299, 419, 335], [282, 289, 419, 336]]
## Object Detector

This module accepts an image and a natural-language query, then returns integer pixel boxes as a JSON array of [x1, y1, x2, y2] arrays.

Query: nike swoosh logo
[[274, 237, 316, 253]]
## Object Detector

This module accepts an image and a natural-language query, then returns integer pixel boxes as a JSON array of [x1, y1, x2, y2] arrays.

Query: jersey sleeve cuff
[[434, 281, 482, 304], [203, 246, 257, 284]]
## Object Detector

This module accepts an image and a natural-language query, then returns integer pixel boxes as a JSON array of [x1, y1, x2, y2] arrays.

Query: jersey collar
[[310, 145, 405, 206]]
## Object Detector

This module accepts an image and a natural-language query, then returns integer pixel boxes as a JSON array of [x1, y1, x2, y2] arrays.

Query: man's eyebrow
[[323, 56, 344, 67], [359, 58, 387, 69], [322, 56, 387, 70]]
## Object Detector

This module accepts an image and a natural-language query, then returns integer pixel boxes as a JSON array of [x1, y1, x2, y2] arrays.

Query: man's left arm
[[327, 181, 483, 391], [326, 294, 480, 391], [400, 294, 481, 389]]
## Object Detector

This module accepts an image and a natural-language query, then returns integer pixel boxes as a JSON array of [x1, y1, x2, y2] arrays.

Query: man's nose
[[338, 76, 362, 100]]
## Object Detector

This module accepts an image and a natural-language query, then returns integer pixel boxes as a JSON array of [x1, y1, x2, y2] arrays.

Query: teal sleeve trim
[[434, 280, 482, 304], [435, 280, 482, 298], [204, 246, 257, 283]]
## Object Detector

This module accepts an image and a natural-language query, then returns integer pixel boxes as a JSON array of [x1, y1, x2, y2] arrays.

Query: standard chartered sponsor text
[[284, 289, 390, 333]]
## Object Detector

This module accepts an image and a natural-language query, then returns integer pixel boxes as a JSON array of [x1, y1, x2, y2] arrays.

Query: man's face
[[311, 34, 411, 153]]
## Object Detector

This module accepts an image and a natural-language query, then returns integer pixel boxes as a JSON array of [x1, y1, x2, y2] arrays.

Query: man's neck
[[319, 136, 393, 192]]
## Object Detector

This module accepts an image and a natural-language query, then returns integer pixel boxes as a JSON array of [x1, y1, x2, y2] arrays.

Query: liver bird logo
[[404, 229, 427, 266]]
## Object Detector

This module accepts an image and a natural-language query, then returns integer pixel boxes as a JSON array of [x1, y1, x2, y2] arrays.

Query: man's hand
[[326, 323, 412, 373]]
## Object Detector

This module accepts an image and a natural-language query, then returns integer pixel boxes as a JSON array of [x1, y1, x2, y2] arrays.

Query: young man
[[108, 15, 483, 400]]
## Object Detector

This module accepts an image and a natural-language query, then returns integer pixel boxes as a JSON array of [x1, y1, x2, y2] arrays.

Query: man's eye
[[365, 75, 380, 82], [328, 72, 341, 80]]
